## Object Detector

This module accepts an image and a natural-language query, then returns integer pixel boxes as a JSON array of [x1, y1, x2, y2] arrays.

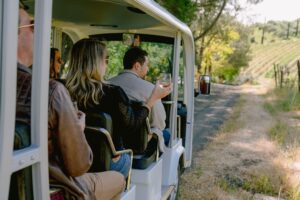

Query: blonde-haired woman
[[66, 38, 172, 178]]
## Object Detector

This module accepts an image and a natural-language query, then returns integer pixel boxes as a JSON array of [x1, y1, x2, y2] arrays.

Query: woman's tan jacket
[[17, 64, 95, 199]]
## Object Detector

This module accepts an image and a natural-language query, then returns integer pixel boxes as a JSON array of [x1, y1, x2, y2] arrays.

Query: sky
[[238, 0, 300, 24]]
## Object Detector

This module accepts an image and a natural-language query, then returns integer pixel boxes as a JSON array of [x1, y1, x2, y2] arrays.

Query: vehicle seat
[[122, 101, 149, 154], [85, 112, 133, 190], [131, 136, 158, 169], [85, 112, 114, 172], [86, 109, 158, 170], [122, 100, 158, 169]]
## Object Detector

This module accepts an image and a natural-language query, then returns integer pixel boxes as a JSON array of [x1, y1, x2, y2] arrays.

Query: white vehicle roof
[[26, 0, 194, 51]]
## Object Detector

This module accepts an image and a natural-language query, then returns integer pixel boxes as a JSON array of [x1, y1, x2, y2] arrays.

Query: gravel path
[[192, 83, 240, 163]]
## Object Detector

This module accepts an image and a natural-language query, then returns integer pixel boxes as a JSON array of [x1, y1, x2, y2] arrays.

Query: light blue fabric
[[109, 153, 131, 178]]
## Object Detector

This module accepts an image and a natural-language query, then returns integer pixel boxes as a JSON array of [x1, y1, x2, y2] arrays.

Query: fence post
[[285, 65, 290, 86], [274, 64, 278, 87], [297, 60, 300, 92], [280, 66, 284, 88], [287, 23, 290, 39]]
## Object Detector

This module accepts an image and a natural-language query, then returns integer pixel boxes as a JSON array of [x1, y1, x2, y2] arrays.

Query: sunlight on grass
[[287, 187, 300, 200], [264, 88, 300, 115], [263, 102, 277, 115], [218, 173, 281, 196], [219, 97, 246, 133], [193, 167, 203, 178], [242, 175, 277, 195], [268, 120, 289, 145]]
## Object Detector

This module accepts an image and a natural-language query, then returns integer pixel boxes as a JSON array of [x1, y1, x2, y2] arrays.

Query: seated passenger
[[65, 39, 172, 178], [109, 47, 170, 151], [17, 4, 124, 200], [49, 48, 63, 79]]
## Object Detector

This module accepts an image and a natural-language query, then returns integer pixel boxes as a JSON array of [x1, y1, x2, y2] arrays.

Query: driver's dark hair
[[123, 46, 148, 70]]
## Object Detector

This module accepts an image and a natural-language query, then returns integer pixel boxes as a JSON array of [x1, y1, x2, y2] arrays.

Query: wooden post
[[296, 20, 299, 37], [261, 26, 265, 44], [287, 23, 290, 39], [274, 64, 278, 87], [297, 60, 300, 92], [285, 65, 290, 86], [280, 66, 284, 88]]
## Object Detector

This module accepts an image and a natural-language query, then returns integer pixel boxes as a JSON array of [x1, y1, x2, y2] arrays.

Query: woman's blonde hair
[[66, 38, 106, 107]]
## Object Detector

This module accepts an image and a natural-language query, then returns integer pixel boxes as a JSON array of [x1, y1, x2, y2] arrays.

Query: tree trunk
[[297, 60, 300, 92], [197, 36, 206, 72], [194, 0, 227, 41]]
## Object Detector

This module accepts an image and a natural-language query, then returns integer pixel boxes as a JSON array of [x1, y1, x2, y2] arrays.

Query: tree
[[156, 0, 262, 81], [155, 0, 198, 25]]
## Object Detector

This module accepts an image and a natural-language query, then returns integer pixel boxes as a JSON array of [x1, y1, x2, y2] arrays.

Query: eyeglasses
[[18, 24, 34, 29], [19, 20, 34, 31]]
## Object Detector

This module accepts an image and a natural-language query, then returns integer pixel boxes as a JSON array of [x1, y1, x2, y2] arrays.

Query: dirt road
[[192, 84, 240, 159]]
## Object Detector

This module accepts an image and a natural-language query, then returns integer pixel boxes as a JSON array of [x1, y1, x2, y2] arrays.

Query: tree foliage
[[251, 19, 300, 43], [155, 0, 198, 25], [105, 41, 173, 83], [197, 13, 252, 83]]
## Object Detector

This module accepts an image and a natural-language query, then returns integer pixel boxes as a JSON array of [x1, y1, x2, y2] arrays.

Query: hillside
[[240, 38, 300, 82]]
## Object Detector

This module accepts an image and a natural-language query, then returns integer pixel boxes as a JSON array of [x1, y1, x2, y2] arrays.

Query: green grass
[[274, 89, 300, 111], [218, 174, 278, 196], [219, 97, 245, 133], [263, 102, 277, 115], [242, 175, 277, 195], [264, 88, 300, 114], [193, 167, 203, 178], [287, 187, 300, 200], [268, 120, 289, 145]]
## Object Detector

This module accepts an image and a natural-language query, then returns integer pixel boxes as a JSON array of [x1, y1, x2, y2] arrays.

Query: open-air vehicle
[[0, 0, 195, 199]]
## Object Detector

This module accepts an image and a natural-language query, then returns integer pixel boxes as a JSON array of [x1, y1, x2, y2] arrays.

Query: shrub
[[213, 66, 239, 84]]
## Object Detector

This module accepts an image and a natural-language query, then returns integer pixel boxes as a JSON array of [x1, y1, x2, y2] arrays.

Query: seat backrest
[[86, 110, 157, 170], [85, 112, 113, 172], [122, 101, 149, 154], [86, 112, 113, 134]]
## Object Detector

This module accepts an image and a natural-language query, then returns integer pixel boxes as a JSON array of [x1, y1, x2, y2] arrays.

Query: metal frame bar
[[169, 32, 181, 146], [31, 0, 53, 199], [0, 0, 19, 199], [182, 35, 195, 168]]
